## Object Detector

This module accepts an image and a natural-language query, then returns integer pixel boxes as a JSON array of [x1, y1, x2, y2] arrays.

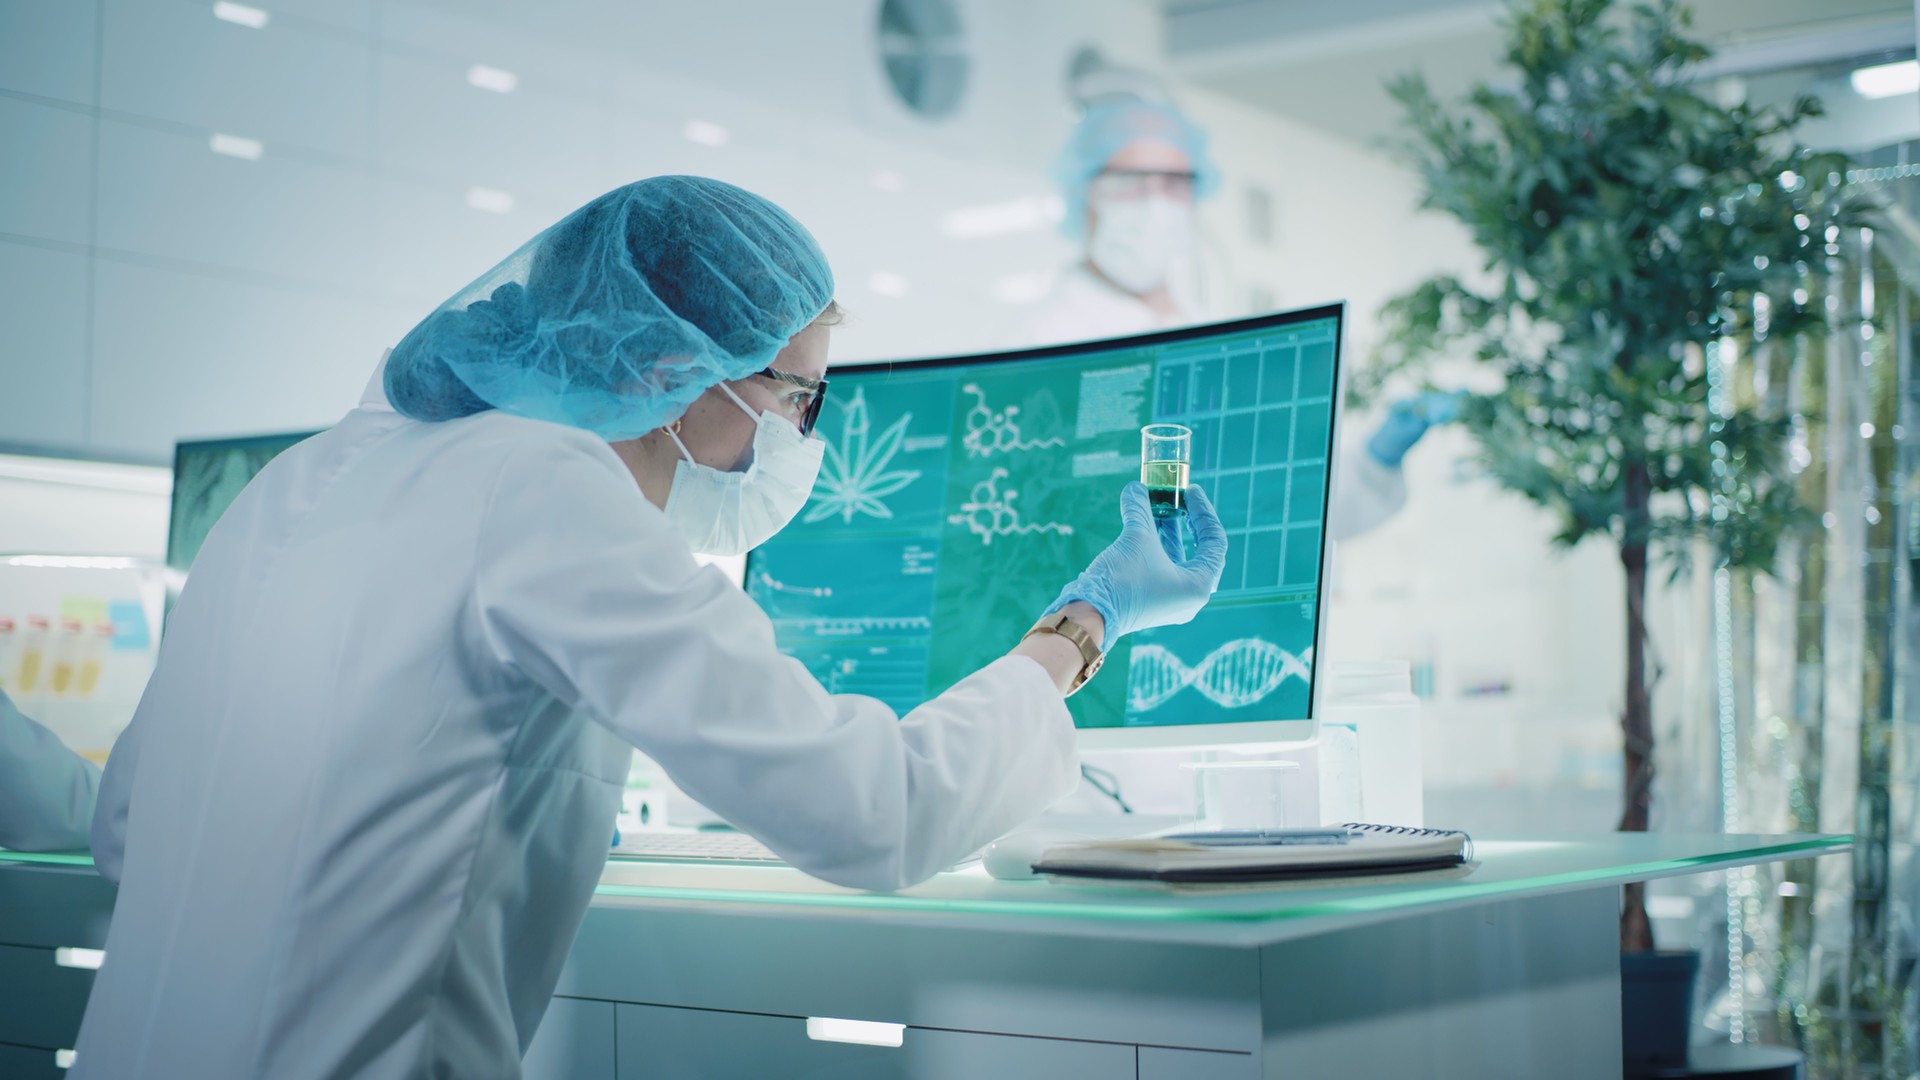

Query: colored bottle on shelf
[[15, 616, 50, 695], [76, 623, 114, 697], [49, 618, 85, 695]]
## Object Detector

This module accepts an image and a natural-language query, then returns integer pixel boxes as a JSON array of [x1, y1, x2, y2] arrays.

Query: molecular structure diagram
[[1126, 639, 1312, 712], [959, 384, 1065, 458], [946, 468, 1074, 546]]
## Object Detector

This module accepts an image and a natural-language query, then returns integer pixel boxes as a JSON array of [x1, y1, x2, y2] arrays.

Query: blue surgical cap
[[1055, 97, 1221, 239], [385, 175, 835, 441]]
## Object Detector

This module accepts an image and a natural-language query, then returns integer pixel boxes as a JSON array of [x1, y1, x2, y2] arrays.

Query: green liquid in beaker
[[1142, 459, 1189, 518]]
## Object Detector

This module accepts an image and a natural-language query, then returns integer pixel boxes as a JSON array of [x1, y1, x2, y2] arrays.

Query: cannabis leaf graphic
[[804, 388, 923, 524]]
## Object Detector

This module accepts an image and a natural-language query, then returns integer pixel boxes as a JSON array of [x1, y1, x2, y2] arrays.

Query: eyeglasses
[[755, 367, 829, 436], [1088, 169, 1197, 201]]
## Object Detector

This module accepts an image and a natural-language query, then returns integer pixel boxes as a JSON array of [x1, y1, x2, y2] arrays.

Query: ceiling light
[[466, 187, 515, 214], [1851, 59, 1919, 99], [466, 64, 518, 93], [941, 195, 1063, 238], [867, 271, 910, 297], [212, 1, 269, 29], [682, 119, 730, 147], [208, 133, 263, 160], [990, 271, 1052, 304]]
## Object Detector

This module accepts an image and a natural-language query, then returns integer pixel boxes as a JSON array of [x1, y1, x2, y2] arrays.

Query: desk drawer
[[614, 1002, 1135, 1079], [0, 945, 93, 1050]]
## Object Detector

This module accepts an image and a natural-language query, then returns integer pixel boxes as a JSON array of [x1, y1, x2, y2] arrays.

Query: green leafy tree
[[1366, 0, 1864, 950]]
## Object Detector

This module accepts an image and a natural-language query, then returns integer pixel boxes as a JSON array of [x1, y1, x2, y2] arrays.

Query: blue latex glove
[[1366, 391, 1463, 467], [1045, 482, 1228, 648]]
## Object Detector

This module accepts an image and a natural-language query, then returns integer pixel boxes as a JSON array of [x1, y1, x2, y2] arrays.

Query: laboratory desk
[[0, 833, 1848, 1079]]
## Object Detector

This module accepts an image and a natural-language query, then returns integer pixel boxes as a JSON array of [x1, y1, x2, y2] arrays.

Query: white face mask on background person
[[662, 383, 824, 556], [1087, 195, 1193, 295]]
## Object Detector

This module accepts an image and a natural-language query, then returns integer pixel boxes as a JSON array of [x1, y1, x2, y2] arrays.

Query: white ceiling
[[1163, 0, 1917, 147]]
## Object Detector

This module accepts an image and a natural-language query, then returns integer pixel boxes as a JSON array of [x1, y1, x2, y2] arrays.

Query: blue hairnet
[[1055, 97, 1221, 239], [385, 175, 835, 441]]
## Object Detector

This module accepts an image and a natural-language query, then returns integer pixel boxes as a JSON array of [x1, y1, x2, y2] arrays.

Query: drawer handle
[[55, 948, 104, 970], [806, 1017, 905, 1048]]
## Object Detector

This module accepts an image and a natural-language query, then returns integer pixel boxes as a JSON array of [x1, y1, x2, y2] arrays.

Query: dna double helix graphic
[[1126, 639, 1312, 712]]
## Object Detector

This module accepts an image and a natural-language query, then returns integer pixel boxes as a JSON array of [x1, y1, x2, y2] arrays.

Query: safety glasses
[[755, 367, 829, 437], [1088, 169, 1197, 201]]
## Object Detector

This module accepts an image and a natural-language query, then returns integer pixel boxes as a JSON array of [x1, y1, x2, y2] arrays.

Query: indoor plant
[[1363, 0, 1863, 1066]]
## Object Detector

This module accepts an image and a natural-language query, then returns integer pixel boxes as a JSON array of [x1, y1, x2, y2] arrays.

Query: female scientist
[[70, 176, 1226, 1079]]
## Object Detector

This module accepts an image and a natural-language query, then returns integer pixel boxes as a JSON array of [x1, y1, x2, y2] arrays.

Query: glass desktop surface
[[1, 834, 1847, 928], [747, 310, 1342, 735]]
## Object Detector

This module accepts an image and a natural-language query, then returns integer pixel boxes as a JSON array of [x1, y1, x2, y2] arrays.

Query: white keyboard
[[612, 830, 782, 864]]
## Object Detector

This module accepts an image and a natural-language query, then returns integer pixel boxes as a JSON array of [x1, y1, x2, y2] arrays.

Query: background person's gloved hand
[[1365, 390, 1464, 468], [1044, 481, 1227, 649]]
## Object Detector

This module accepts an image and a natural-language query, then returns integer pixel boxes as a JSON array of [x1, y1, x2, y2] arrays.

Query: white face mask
[[1087, 195, 1192, 295], [662, 383, 824, 557]]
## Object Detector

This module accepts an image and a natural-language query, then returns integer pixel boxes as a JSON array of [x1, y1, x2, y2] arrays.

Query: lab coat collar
[[359, 350, 396, 413]]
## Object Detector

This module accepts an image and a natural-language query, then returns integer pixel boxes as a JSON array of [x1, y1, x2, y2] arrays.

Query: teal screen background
[[747, 311, 1340, 730]]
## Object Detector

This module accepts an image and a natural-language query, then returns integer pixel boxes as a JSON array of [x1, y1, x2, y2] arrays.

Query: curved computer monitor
[[743, 303, 1345, 750]]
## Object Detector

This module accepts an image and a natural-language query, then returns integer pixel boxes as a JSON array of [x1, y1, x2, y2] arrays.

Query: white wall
[[0, 0, 1701, 835], [0, 457, 170, 558], [0, 0, 1162, 460]]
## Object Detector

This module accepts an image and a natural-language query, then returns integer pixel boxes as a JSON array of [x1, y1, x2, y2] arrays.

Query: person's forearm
[[1009, 600, 1106, 695]]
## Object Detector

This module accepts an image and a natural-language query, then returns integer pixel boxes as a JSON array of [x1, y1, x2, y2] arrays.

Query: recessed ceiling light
[[212, 1, 269, 29], [208, 133, 264, 160], [466, 187, 515, 214], [683, 119, 730, 147], [466, 65, 518, 94], [1851, 59, 1918, 100], [941, 195, 1062, 238], [867, 271, 910, 297]]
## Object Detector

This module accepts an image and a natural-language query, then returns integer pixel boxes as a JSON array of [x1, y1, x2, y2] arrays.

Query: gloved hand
[[1366, 390, 1463, 467], [1045, 481, 1228, 648]]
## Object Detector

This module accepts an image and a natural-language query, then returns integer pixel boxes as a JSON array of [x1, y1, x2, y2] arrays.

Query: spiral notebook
[[1030, 824, 1475, 886]]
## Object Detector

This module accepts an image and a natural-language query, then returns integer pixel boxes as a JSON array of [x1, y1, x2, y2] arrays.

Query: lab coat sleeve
[[0, 691, 102, 853], [1328, 443, 1408, 541], [474, 439, 1082, 891], [86, 705, 144, 881]]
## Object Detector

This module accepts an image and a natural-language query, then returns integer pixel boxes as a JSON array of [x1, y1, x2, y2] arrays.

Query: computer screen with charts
[[745, 304, 1345, 749], [168, 432, 318, 573]]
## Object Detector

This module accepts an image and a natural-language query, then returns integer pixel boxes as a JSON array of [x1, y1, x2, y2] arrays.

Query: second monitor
[[745, 304, 1345, 749]]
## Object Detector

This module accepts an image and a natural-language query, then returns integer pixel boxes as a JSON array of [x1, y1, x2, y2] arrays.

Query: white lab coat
[[72, 366, 1080, 1080], [0, 689, 100, 851], [1001, 264, 1406, 542]]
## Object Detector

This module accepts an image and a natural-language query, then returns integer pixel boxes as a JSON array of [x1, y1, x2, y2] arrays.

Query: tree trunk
[[1618, 463, 1656, 953]]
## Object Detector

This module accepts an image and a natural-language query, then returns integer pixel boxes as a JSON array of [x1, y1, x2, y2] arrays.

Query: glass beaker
[[1141, 424, 1192, 519], [1181, 758, 1299, 832]]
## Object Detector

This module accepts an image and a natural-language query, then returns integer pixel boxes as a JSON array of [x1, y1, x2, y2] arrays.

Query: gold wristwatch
[[1023, 612, 1105, 696]]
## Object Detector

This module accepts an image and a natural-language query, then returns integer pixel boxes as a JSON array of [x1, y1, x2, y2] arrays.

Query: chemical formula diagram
[[946, 468, 1074, 546], [959, 384, 1065, 458]]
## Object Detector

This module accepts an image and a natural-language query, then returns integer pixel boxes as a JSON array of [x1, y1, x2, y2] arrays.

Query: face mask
[[662, 383, 823, 556], [1087, 195, 1192, 295]]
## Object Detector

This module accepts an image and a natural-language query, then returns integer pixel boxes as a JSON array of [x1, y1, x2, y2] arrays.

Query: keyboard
[[612, 830, 783, 864]]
